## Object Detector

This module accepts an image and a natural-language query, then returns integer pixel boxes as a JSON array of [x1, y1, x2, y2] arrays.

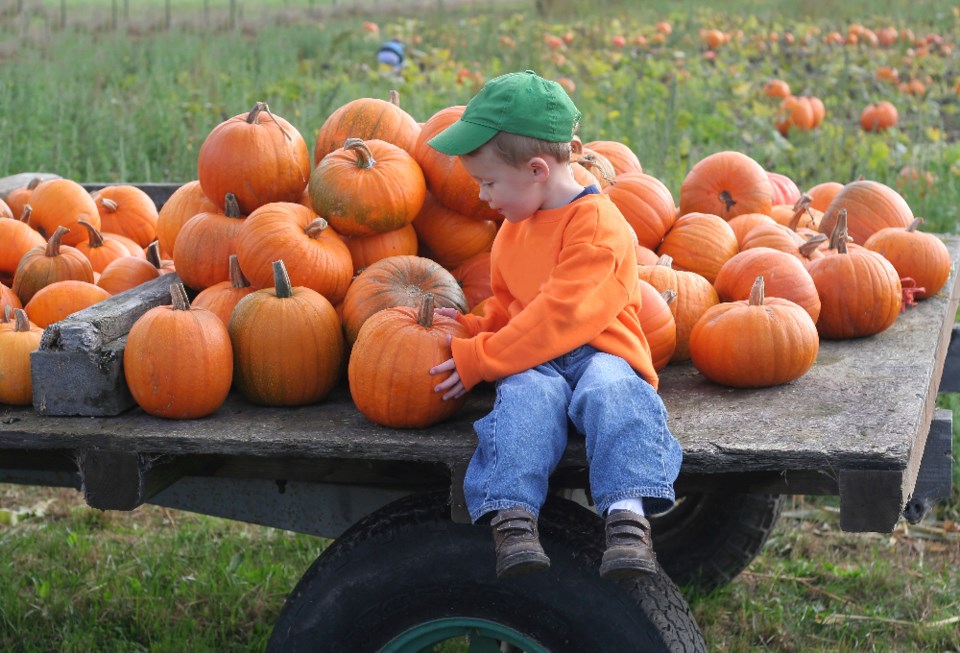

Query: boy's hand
[[429, 334, 466, 400], [434, 307, 461, 320]]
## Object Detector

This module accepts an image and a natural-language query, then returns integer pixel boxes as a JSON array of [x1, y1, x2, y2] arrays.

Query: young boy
[[427, 70, 682, 580]]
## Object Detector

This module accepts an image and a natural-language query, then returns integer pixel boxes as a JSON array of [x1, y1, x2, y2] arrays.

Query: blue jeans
[[464, 345, 683, 522]]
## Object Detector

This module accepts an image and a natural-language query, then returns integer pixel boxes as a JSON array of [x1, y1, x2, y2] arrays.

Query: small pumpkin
[[3, 176, 43, 221], [173, 193, 247, 291], [341, 224, 419, 275], [92, 185, 160, 248], [0, 213, 46, 280], [192, 254, 257, 327], [313, 90, 421, 164], [863, 217, 951, 299], [678, 151, 774, 220], [156, 180, 219, 258], [124, 283, 233, 419], [12, 226, 95, 305], [96, 242, 163, 296], [689, 276, 819, 388], [26, 178, 101, 245], [74, 220, 132, 274], [603, 173, 676, 250], [656, 212, 738, 284], [24, 280, 112, 328], [229, 260, 344, 406], [0, 309, 43, 405], [348, 293, 469, 428], [860, 101, 898, 132]]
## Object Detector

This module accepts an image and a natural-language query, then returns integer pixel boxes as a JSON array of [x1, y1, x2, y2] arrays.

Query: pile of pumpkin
[[0, 92, 950, 431]]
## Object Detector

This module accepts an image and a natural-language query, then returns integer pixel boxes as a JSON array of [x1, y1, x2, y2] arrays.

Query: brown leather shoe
[[600, 509, 657, 580], [490, 508, 551, 578]]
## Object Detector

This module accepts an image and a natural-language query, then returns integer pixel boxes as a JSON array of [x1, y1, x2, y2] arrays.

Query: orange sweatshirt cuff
[[451, 336, 484, 391]]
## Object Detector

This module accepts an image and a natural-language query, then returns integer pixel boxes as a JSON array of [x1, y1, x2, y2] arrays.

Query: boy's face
[[460, 145, 548, 224]]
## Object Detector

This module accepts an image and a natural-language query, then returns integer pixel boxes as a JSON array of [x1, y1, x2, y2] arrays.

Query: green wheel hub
[[380, 617, 551, 653]]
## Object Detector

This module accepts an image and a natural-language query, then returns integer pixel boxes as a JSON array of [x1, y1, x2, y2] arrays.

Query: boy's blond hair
[[469, 130, 573, 167]]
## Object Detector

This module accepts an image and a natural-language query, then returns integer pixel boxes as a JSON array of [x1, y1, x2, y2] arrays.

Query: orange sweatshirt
[[451, 193, 658, 391]]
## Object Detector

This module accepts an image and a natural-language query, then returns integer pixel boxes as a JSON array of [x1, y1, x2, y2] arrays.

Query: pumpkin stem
[[304, 217, 330, 239], [228, 254, 250, 289], [577, 155, 614, 185], [828, 209, 849, 254], [787, 194, 813, 231], [343, 138, 376, 169], [661, 289, 677, 305], [13, 308, 31, 332], [26, 177, 42, 191], [389, 89, 400, 106], [248, 100, 294, 142], [100, 197, 119, 213], [907, 217, 924, 232], [798, 233, 828, 257], [170, 282, 191, 310], [272, 260, 294, 299], [2, 304, 12, 325], [146, 241, 162, 269], [44, 226, 69, 257], [19, 204, 32, 224], [418, 293, 436, 328], [77, 220, 105, 248], [655, 254, 674, 268], [748, 276, 765, 306], [718, 190, 736, 212], [224, 193, 242, 219]]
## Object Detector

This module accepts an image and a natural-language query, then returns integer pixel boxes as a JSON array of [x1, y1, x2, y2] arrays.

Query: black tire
[[649, 492, 785, 594], [268, 491, 706, 653]]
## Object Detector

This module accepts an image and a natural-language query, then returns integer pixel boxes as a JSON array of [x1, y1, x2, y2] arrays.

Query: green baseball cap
[[428, 70, 581, 156]]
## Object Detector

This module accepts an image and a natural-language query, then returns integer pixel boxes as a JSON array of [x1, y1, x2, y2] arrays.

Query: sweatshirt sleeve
[[452, 212, 632, 390]]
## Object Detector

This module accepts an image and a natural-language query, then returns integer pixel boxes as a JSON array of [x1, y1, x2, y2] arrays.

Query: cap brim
[[427, 119, 498, 156]]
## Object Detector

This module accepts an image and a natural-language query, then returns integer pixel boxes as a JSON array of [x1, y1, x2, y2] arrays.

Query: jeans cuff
[[596, 486, 676, 517], [469, 499, 540, 524]]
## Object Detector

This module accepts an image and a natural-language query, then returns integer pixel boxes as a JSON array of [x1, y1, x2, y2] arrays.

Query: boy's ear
[[528, 156, 550, 181]]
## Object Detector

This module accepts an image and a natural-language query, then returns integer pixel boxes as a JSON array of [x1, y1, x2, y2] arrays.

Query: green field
[[2, 0, 960, 651]]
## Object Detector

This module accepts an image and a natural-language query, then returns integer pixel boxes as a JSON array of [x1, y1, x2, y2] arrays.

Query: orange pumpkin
[[805, 181, 844, 213], [0, 214, 46, 280], [763, 79, 791, 98], [349, 293, 469, 428], [411, 193, 497, 269], [450, 252, 493, 310], [313, 90, 421, 164], [727, 213, 777, 247], [192, 254, 257, 327], [3, 176, 43, 221], [413, 105, 501, 221], [604, 173, 676, 250], [819, 179, 913, 245], [341, 255, 469, 344], [24, 280, 112, 328], [234, 202, 353, 305], [26, 178, 100, 246], [124, 283, 233, 419], [636, 280, 676, 371], [807, 210, 902, 338], [309, 138, 426, 237], [767, 172, 802, 206], [860, 101, 898, 131], [228, 260, 344, 406], [864, 217, 951, 300], [92, 185, 160, 248], [637, 254, 719, 362], [1, 282, 22, 316], [714, 247, 821, 322], [173, 193, 247, 291], [197, 101, 311, 215], [341, 223, 419, 275], [12, 226, 95, 305], [96, 250, 162, 296], [0, 309, 43, 405], [584, 139, 643, 176], [689, 276, 819, 388], [657, 212, 738, 284], [678, 151, 774, 220], [156, 180, 219, 258], [74, 220, 132, 274]]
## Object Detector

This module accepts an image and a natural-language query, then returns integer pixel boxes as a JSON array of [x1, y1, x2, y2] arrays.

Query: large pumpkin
[[197, 101, 311, 215], [349, 293, 469, 428], [26, 178, 101, 246], [714, 247, 821, 322], [636, 280, 676, 371], [341, 255, 469, 344], [0, 309, 43, 405], [689, 276, 819, 388], [0, 215, 46, 281], [173, 193, 247, 291], [234, 202, 353, 305], [603, 173, 676, 250], [309, 138, 426, 237], [678, 151, 774, 220], [229, 260, 344, 406], [656, 212, 738, 284], [24, 280, 112, 328], [413, 105, 501, 221], [156, 180, 219, 258], [124, 283, 233, 419], [819, 180, 913, 245], [313, 90, 421, 164]]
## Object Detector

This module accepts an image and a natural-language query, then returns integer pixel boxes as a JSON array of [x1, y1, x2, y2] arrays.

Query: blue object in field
[[377, 39, 405, 68]]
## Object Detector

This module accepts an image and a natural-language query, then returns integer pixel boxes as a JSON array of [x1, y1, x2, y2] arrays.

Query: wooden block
[[903, 409, 954, 523], [30, 272, 179, 416], [937, 324, 960, 392]]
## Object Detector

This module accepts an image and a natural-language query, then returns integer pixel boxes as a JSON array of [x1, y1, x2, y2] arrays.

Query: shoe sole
[[496, 551, 551, 578], [599, 558, 657, 580]]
